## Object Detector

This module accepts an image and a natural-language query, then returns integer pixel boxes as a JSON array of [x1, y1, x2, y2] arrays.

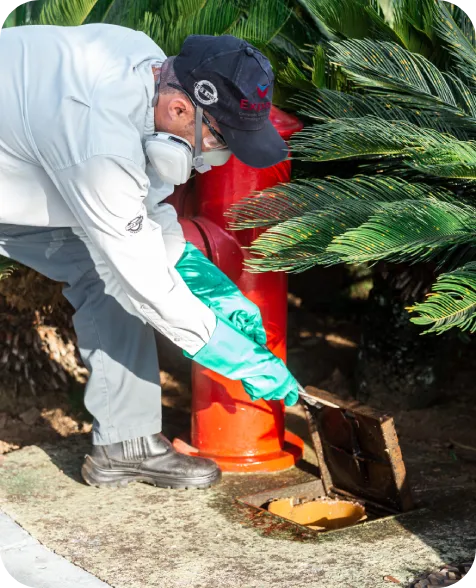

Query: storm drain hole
[[267, 496, 366, 531]]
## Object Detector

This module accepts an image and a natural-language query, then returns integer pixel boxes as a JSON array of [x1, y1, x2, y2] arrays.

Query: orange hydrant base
[[173, 429, 304, 473]]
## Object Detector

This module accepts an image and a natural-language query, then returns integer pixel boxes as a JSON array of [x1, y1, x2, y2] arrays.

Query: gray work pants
[[0, 224, 162, 445]]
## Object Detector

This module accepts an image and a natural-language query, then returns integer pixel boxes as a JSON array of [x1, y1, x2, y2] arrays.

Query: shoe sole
[[81, 455, 222, 490]]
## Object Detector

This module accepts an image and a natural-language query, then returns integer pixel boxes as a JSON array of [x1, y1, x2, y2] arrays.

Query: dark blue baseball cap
[[173, 35, 288, 169]]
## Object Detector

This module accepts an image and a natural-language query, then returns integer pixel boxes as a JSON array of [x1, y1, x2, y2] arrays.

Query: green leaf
[[230, 0, 292, 46], [278, 58, 314, 91], [139, 1, 242, 55], [227, 175, 449, 228], [0, 257, 18, 281], [330, 39, 476, 120], [272, 6, 318, 62], [446, 4, 476, 47], [38, 0, 100, 25], [407, 140, 476, 180], [328, 197, 476, 265], [433, 2, 476, 89], [226, 176, 455, 273], [290, 116, 450, 162], [408, 262, 476, 334], [289, 87, 469, 137], [311, 45, 327, 88], [297, 0, 399, 42], [392, 0, 436, 57], [3, 2, 36, 27]]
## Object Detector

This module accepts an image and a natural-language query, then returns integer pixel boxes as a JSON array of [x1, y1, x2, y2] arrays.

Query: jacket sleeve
[[144, 162, 186, 267], [52, 154, 216, 355], [148, 204, 186, 267]]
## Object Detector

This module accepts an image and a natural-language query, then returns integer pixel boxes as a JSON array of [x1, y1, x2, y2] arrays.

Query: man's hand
[[175, 242, 267, 345]]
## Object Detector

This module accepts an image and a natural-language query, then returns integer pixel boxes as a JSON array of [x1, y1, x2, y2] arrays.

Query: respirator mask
[[145, 79, 232, 186]]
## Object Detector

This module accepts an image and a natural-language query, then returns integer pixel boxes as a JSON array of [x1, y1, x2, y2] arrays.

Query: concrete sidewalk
[[0, 408, 475, 588], [0, 512, 111, 588]]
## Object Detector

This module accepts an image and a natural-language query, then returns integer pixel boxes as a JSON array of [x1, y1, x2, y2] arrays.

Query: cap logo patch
[[194, 80, 218, 106], [257, 83, 270, 98]]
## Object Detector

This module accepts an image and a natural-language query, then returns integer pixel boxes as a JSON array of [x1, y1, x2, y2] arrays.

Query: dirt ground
[[0, 275, 475, 481]]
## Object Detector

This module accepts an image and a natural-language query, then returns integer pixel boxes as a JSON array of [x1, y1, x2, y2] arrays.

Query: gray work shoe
[[81, 433, 221, 489]]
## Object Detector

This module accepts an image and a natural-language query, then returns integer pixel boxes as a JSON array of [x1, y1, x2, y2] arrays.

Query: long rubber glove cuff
[[185, 316, 299, 407], [176, 242, 267, 345]]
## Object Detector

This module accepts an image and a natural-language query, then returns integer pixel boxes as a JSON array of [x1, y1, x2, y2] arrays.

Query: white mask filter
[[145, 133, 193, 185]]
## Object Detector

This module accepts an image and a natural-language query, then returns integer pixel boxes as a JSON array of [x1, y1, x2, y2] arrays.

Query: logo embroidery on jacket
[[126, 215, 143, 233]]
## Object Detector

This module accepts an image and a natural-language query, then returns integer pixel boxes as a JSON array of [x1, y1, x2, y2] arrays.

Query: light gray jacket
[[0, 24, 216, 354]]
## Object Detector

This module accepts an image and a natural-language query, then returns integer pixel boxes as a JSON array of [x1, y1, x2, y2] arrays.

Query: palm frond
[[330, 39, 476, 121], [3, 1, 37, 26], [407, 140, 476, 180], [230, 0, 292, 50], [311, 45, 327, 88], [110, 0, 156, 27], [155, 0, 209, 21], [38, 0, 100, 25], [0, 257, 18, 281], [408, 262, 476, 333], [227, 175, 449, 228], [287, 110, 476, 183], [297, 0, 400, 42], [433, 2, 476, 90], [139, 1, 242, 56], [446, 4, 476, 47], [140, 0, 301, 60], [328, 197, 476, 265], [290, 116, 451, 162], [392, 0, 435, 57], [83, 0, 118, 24], [227, 177, 456, 273], [289, 88, 470, 138], [271, 6, 318, 61], [278, 58, 315, 90]]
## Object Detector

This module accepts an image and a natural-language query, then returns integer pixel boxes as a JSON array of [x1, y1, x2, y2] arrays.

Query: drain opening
[[267, 496, 366, 531]]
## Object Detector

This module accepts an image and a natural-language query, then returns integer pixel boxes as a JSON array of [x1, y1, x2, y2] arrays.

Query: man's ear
[[168, 96, 193, 122]]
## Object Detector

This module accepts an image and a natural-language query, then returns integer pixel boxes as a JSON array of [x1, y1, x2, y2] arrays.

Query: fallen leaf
[[384, 576, 401, 584]]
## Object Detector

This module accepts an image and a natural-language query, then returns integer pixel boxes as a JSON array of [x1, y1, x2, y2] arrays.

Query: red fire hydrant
[[170, 107, 304, 472]]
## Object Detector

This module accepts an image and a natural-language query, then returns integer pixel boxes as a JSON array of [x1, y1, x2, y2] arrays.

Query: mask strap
[[193, 105, 206, 170], [151, 63, 162, 107]]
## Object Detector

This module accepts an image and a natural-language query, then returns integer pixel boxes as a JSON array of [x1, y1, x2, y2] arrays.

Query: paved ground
[[0, 405, 475, 588]]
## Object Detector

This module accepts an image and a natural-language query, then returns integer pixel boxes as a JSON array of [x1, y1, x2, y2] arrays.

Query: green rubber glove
[[185, 316, 299, 407], [175, 242, 267, 346]]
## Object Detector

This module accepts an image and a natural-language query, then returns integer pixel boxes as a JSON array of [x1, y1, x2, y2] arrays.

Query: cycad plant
[[229, 0, 476, 336]]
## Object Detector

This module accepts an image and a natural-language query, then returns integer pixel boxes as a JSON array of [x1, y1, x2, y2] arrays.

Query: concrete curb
[[0, 512, 111, 588]]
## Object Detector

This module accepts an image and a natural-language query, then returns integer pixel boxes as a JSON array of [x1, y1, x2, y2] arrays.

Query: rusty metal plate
[[301, 387, 414, 513]]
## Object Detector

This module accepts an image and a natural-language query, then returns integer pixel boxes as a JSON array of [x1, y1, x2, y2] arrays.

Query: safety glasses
[[166, 82, 227, 150], [166, 82, 231, 171]]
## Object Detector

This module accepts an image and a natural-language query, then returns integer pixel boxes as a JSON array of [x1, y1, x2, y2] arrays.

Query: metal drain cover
[[300, 387, 414, 513]]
